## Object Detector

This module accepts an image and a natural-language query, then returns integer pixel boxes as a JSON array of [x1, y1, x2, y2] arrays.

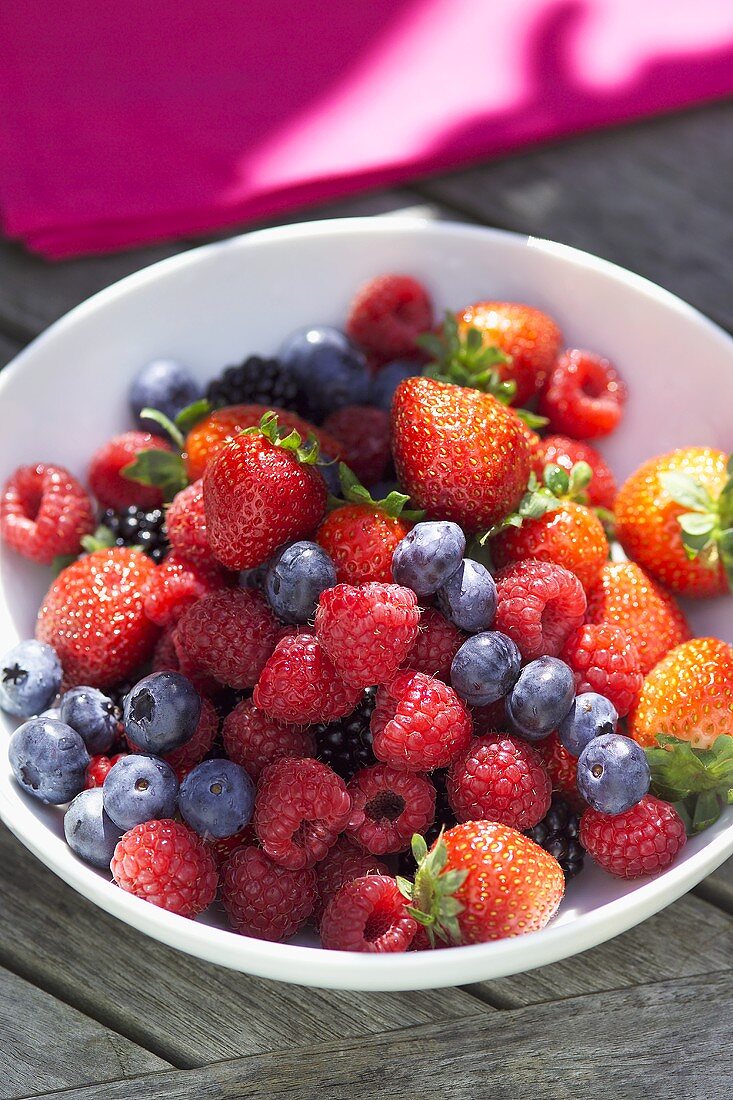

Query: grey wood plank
[[0, 825, 486, 1068], [418, 101, 733, 332], [473, 891, 733, 1007], [695, 855, 733, 914], [0, 964, 168, 1100], [28, 971, 731, 1100]]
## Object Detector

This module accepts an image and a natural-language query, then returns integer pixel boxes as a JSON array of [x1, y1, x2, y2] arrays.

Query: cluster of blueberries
[[0, 651, 254, 869]]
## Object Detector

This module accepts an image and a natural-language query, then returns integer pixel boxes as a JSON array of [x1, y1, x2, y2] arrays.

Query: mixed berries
[[2, 271, 732, 955]]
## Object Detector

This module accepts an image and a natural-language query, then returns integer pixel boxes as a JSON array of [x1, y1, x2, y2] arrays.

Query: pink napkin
[[2, 0, 733, 259]]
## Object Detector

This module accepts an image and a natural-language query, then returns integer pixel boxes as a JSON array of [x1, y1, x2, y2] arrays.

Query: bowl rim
[[1, 216, 732, 990]]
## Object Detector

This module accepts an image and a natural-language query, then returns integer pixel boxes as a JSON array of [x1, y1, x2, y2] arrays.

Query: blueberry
[[64, 788, 121, 869], [0, 640, 62, 718], [129, 359, 202, 434], [558, 692, 619, 757], [102, 754, 179, 830], [9, 717, 89, 804], [450, 631, 522, 707], [369, 360, 418, 410], [577, 733, 651, 814], [392, 521, 466, 597], [178, 758, 255, 838], [123, 672, 201, 754], [435, 559, 497, 633], [507, 657, 575, 741], [59, 686, 120, 754], [279, 326, 369, 422], [317, 454, 342, 496], [265, 541, 337, 623]]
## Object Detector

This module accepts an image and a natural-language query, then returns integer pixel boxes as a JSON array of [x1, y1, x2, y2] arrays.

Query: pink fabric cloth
[[2, 0, 733, 259]]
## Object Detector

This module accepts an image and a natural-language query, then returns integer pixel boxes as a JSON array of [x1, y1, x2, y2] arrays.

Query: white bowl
[[1, 219, 732, 991]]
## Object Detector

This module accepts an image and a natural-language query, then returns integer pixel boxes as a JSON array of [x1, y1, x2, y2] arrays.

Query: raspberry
[[317, 503, 411, 586], [346, 274, 433, 360], [320, 874, 417, 952], [205, 824, 257, 869], [347, 764, 436, 855], [531, 436, 617, 510], [447, 734, 551, 831], [88, 431, 175, 509], [315, 583, 420, 689], [222, 697, 316, 781], [540, 349, 627, 440], [111, 819, 218, 917], [142, 552, 229, 628], [313, 837, 389, 925], [151, 625, 219, 695], [371, 670, 472, 772], [176, 588, 280, 689], [580, 796, 686, 878], [159, 695, 218, 779], [535, 732, 583, 809], [255, 757, 356, 869], [165, 479, 217, 567], [403, 608, 465, 682], [471, 699, 510, 734], [253, 634, 362, 724], [313, 689, 377, 780], [322, 406, 391, 486], [1, 463, 95, 565], [85, 752, 127, 789], [494, 559, 587, 661], [562, 623, 643, 718], [221, 845, 317, 941]]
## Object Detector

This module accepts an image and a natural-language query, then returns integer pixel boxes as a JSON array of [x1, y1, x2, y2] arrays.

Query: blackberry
[[525, 795, 585, 880], [206, 356, 302, 413], [396, 770, 456, 877], [314, 688, 376, 781], [101, 506, 168, 564]]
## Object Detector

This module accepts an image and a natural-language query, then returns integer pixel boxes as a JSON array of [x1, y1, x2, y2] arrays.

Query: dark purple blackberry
[[101, 506, 168, 564], [396, 770, 456, 877], [314, 688, 376, 781], [525, 795, 585, 880], [206, 356, 302, 413]]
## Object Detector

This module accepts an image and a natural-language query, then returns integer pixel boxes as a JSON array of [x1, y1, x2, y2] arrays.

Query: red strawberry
[[391, 377, 530, 532], [531, 436, 617, 510], [1, 463, 95, 565], [455, 302, 562, 405], [315, 582, 419, 688], [405, 822, 564, 945], [36, 548, 159, 688], [492, 501, 608, 592], [88, 431, 175, 509], [203, 413, 327, 570], [540, 349, 627, 440], [316, 483, 413, 586]]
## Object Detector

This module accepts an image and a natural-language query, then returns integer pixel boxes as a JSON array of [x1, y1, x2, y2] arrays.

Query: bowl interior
[[0, 219, 731, 990]]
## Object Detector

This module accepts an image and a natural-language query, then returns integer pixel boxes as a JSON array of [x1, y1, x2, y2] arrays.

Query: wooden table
[[2, 102, 733, 1100]]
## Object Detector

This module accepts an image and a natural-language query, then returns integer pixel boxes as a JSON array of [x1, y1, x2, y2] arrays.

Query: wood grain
[[0, 964, 167, 1100], [28, 971, 731, 1100], [695, 856, 733, 915]]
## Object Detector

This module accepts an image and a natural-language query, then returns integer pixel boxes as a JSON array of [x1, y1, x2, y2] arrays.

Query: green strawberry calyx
[[396, 832, 467, 947], [330, 463, 425, 521], [645, 733, 733, 835], [480, 460, 593, 543], [417, 312, 548, 430], [243, 410, 321, 465], [659, 455, 733, 589], [121, 400, 211, 503]]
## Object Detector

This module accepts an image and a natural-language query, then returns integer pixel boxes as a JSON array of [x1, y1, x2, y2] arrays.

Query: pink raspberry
[[142, 551, 228, 627], [322, 406, 391, 486], [152, 625, 219, 695], [447, 734, 552, 831], [1, 463, 95, 565], [205, 824, 257, 869], [580, 796, 686, 878], [315, 582, 420, 689], [222, 697, 316, 781], [346, 274, 434, 360], [320, 875, 417, 952], [111, 819, 218, 917], [221, 845, 317, 941], [165, 479, 218, 566], [402, 607, 465, 681], [494, 558, 587, 661], [561, 623, 643, 718], [88, 431, 174, 509], [253, 633, 362, 724], [313, 837, 389, 925], [347, 763, 436, 855], [85, 752, 127, 789], [371, 670, 472, 772], [175, 588, 280, 689], [255, 757, 357, 870], [539, 349, 627, 440]]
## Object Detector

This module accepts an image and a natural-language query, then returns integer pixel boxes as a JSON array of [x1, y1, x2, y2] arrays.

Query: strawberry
[[36, 548, 159, 688], [628, 637, 733, 751], [615, 448, 732, 597], [391, 377, 531, 533], [586, 561, 691, 675], [401, 822, 564, 945], [203, 412, 327, 570], [531, 436, 617, 511], [88, 431, 175, 509], [185, 404, 343, 481]]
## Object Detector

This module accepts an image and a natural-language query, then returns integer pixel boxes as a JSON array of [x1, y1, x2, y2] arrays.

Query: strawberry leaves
[[660, 457, 733, 589], [333, 463, 425, 521], [245, 410, 321, 465], [645, 733, 733, 835], [480, 461, 593, 542], [398, 831, 467, 946], [121, 401, 211, 503]]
